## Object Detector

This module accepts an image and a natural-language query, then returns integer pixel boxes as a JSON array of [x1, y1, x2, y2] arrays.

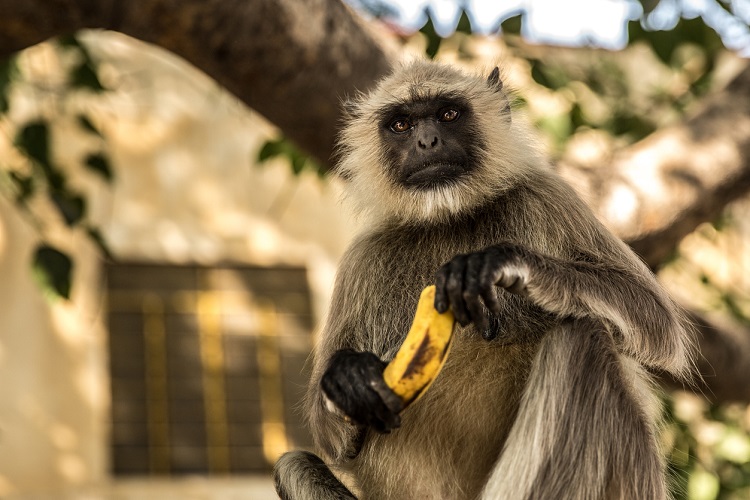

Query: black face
[[378, 94, 484, 190]]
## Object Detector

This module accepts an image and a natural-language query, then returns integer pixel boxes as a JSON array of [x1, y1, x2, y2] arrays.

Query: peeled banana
[[382, 285, 456, 408]]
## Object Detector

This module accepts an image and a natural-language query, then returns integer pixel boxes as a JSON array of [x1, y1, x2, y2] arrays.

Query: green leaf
[[529, 60, 569, 91], [50, 189, 86, 226], [0, 58, 17, 114], [637, 0, 661, 14], [15, 121, 66, 189], [16, 121, 51, 168], [77, 114, 101, 136], [419, 13, 442, 59], [70, 61, 105, 92], [86, 226, 113, 260], [569, 103, 587, 130], [500, 14, 522, 35], [84, 152, 113, 181], [258, 139, 286, 162], [57, 34, 84, 50], [291, 155, 306, 175], [258, 136, 325, 176], [59, 35, 107, 92], [9, 172, 34, 203], [32, 244, 73, 299], [455, 10, 472, 35], [628, 17, 724, 66], [610, 111, 657, 140]]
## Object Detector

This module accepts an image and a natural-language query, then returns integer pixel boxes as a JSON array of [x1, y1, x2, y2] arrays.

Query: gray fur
[[274, 451, 356, 499], [276, 61, 694, 500]]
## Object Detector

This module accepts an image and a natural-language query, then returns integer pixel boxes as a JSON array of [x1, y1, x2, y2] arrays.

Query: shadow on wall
[[0, 197, 109, 496]]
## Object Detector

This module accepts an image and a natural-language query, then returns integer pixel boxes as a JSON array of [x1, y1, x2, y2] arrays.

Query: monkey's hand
[[320, 349, 404, 433], [434, 243, 531, 335]]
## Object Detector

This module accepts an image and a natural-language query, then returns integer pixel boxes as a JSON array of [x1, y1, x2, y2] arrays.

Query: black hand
[[434, 243, 531, 333], [321, 349, 403, 433]]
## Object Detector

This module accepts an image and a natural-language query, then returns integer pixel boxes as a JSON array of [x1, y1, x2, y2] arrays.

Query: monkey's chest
[[351, 339, 535, 499], [342, 226, 546, 498], [352, 228, 549, 354]]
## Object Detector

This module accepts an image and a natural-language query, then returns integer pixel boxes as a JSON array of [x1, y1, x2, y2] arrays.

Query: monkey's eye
[[390, 119, 411, 133], [439, 109, 460, 122]]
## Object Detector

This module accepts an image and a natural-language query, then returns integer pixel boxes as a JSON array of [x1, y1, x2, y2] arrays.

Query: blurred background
[[0, 0, 749, 498]]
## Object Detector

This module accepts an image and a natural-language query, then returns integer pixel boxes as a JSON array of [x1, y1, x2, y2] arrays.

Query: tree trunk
[[1, 0, 749, 403]]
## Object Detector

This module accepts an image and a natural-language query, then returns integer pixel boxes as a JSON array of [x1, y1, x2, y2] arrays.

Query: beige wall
[[0, 32, 355, 495], [0, 197, 108, 496]]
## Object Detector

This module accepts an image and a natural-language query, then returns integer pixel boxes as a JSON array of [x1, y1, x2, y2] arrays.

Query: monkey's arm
[[434, 242, 692, 376]]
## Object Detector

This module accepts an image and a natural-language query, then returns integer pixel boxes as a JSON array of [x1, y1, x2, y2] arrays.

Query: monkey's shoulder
[[348, 174, 602, 260]]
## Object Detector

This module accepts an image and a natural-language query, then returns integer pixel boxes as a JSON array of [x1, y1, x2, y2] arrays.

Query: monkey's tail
[[274, 450, 357, 500], [482, 318, 667, 500]]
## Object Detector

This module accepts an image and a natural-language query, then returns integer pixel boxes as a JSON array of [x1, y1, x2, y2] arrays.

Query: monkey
[[274, 60, 694, 500]]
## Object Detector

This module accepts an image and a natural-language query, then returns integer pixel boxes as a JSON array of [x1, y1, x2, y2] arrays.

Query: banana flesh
[[383, 285, 456, 408]]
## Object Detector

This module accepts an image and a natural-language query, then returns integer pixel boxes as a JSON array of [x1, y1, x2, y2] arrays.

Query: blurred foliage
[[354, 0, 741, 155], [666, 393, 750, 500], [658, 217, 750, 499], [32, 244, 73, 299], [257, 136, 326, 177], [0, 34, 113, 300], [519, 15, 727, 152], [419, 9, 472, 59], [629, 16, 724, 70]]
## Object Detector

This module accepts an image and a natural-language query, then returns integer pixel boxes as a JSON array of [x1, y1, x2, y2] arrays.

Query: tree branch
[[0, 0, 391, 165], [559, 64, 750, 268]]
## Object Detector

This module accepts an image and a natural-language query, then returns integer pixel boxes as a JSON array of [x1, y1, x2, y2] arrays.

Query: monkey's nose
[[417, 135, 439, 149]]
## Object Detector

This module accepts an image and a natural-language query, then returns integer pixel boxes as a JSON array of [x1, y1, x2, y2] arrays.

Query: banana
[[382, 285, 456, 408]]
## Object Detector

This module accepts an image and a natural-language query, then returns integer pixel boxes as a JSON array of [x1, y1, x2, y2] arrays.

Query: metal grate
[[106, 263, 314, 475]]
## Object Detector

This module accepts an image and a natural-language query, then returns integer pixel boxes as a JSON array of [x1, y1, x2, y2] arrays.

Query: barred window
[[106, 263, 314, 475]]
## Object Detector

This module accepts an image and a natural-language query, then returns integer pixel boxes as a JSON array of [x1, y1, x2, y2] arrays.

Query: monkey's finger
[[372, 396, 402, 433], [464, 254, 488, 332], [367, 363, 404, 415], [479, 258, 503, 314], [497, 265, 529, 295], [506, 274, 528, 295], [325, 373, 398, 432], [446, 257, 470, 326], [496, 267, 518, 290], [362, 374, 402, 432], [358, 387, 401, 433], [320, 374, 355, 419], [434, 263, 450, 313]]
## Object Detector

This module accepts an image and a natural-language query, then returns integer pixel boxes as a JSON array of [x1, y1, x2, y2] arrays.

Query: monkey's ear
[[486, 67, 503, 93], [487, 67, 511, 124]]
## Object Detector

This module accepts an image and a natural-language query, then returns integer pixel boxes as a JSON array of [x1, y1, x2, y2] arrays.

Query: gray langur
[[274, 60, 694, 500]]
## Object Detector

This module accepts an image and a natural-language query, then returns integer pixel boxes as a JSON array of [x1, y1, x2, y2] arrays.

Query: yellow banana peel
[[383, 285, 456, 408]]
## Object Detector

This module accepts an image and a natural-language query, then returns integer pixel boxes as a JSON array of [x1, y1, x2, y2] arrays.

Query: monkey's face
[[336, 61, 537, 224], [378, 95, 485, 191]]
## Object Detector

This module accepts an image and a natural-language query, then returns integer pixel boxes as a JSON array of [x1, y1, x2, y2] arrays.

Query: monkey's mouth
[[401, 162, 470, 190]]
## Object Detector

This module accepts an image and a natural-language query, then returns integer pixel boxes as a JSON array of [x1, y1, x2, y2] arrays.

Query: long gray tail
[[482, 318, 667, 500], [274, 450, 357, 500]]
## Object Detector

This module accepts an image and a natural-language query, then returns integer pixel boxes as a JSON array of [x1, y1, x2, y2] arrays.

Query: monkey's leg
[[482, 318, 666, 500], [274, 450, 357, 500]]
